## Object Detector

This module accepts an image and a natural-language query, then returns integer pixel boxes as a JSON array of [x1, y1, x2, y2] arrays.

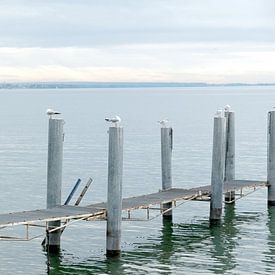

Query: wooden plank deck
[[0, 180, 267, 228], [91, 180, 267, 210], [0, 206, 105, 227]]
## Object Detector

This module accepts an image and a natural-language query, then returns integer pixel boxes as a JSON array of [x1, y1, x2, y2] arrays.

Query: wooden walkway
[[0, 180, 267, 228]]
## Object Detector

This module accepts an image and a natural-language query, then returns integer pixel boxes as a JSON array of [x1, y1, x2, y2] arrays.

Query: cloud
[[0, 1, 274, 82], [0, 43, 274, 83], [0, 0, 274, 47]]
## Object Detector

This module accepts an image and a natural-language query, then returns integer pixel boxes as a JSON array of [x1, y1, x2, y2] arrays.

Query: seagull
[[46, 108, 61, 118], [158, 119, 169, 128], [215, 109, 223, 117], [224, 104, 231, 112], [105, 115, 121, 127]]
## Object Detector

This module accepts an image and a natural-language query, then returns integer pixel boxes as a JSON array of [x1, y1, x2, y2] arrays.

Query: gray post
[[268, 111, 275, 205], [46, 117, 64, 253], [161, 126, 173, 221], [210, 110, 226, 224], [106, 124, 123, 257], [224, 106, 235, 203]]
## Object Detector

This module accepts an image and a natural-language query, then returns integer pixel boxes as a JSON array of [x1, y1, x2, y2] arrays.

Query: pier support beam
[[161, 126, 173, 221], [106, 124, 123, 257], [46, 117, 64, 253], [224, 106, 235, 203], [210, 110, 226, 225], [268, 111, 275, 205]]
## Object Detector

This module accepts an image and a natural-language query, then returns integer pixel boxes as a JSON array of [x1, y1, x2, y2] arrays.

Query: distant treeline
[[0, 82, 275, 89]]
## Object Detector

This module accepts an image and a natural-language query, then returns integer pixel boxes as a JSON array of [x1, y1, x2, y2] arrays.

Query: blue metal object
[[64, 178, 81, 205]]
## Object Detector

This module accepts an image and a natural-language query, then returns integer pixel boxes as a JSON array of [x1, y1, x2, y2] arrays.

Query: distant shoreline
[[0, 82, 275, 89]]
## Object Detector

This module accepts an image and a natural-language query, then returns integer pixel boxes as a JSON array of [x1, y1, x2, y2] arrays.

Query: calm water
[[0, 86, 275, 274]]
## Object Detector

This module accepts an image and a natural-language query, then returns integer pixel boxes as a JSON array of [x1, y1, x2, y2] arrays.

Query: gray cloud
[[0, 0, 274, 47]]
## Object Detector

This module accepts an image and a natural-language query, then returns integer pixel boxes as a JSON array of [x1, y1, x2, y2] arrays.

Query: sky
[[0, 0, 275, 83]]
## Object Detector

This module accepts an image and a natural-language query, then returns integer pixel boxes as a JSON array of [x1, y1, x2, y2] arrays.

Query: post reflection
[[263, 206, 275, 273], [159, 218, 174, 264], [42, 205, 241, 274], [209, 204, 238, 273], [105, 256, 124, 275], [44, 250, 63, 275]]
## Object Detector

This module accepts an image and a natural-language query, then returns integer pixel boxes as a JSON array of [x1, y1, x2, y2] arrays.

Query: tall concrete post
[[210, 110, 226, 225], [268, 111, 275, 205], [224, 105, 235, 203], [161, 125, 173, 221], [46, 116, 64, 253], [106, 121, 123, 257]]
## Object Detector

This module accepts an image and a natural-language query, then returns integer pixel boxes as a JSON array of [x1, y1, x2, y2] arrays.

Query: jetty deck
[[0, 180, 266, 228]]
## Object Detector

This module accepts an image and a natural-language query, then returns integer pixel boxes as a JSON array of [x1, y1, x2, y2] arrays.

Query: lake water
[[0, 86, 275, 274]]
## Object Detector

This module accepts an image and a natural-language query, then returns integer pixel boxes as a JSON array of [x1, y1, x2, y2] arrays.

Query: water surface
[[0, 86, 274, 274]]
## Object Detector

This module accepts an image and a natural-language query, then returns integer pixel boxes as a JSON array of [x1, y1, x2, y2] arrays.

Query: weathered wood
[[106, 126, 123, 257], [161, 127, 173, 220], [0, 206, 105, 227], [0, 180, 266, 228], [92, 180, 267, 211], [268, 111, 275, 205], [210, 113, 226, 224], [46, 118, 64, 252], [224, 109, 235, 202]]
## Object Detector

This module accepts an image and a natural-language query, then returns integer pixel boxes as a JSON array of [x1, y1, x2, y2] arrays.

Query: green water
[[0, 87, 275, 274]]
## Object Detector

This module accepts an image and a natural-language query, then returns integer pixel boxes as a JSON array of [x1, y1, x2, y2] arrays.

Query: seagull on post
[[158, 119, 169, 128], [105, 115, 121, 127], [46, 108, 61, 119], [224, 104, 231, 112], [215, 109, 223, 117]]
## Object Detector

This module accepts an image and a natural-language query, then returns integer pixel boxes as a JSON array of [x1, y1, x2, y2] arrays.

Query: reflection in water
[[264, 206, 275, 273], [45, 249, 126, 275], [105, 257, 125, 275], [209, 204, 238, 274], [159, 219, 174, 265], [43, 204, 264, 274], [45, 250, 62, 275]]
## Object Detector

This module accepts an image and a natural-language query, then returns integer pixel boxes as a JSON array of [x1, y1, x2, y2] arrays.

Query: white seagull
[[215, 109, 223, 117], [46, 108, 61, 118], [158, 119, 169, 128], [105, 115, 121, 126], [224, 104, 231, 112]]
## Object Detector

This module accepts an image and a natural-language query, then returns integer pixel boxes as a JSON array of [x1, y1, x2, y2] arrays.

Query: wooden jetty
[[0, 106, 274, 258], [0, 180, 267, 228]]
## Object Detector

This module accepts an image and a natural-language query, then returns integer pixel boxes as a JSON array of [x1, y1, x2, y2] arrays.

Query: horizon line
[[1, 81, 275, 89]]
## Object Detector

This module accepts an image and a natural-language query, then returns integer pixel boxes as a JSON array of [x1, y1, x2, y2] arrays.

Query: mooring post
[[268, 110, 275, 206], [46, 115, 64, 253], [210, 110, 226, 225], [160, 123, 173, 221], [106, 119, 123, 257], [224, 105, 235, 203]]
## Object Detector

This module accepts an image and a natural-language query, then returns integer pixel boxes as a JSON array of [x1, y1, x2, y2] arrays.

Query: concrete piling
[[224, 106, 235, 203], [210, 110, 226, 224], [268, 111, 275, 205], [161, 126, 173, 221], [46, 117, 64, 253], [106, 123, 123, 257]]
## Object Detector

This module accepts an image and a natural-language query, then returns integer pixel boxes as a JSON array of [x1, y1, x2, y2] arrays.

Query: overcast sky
[[0, 0, 274, 83]]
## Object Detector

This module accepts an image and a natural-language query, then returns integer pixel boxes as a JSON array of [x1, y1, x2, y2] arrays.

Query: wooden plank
[[0, 180, 267, 228], [90, 180, 266, 211], [224, 180, 267, 191], [0, 206, 105, 227]]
